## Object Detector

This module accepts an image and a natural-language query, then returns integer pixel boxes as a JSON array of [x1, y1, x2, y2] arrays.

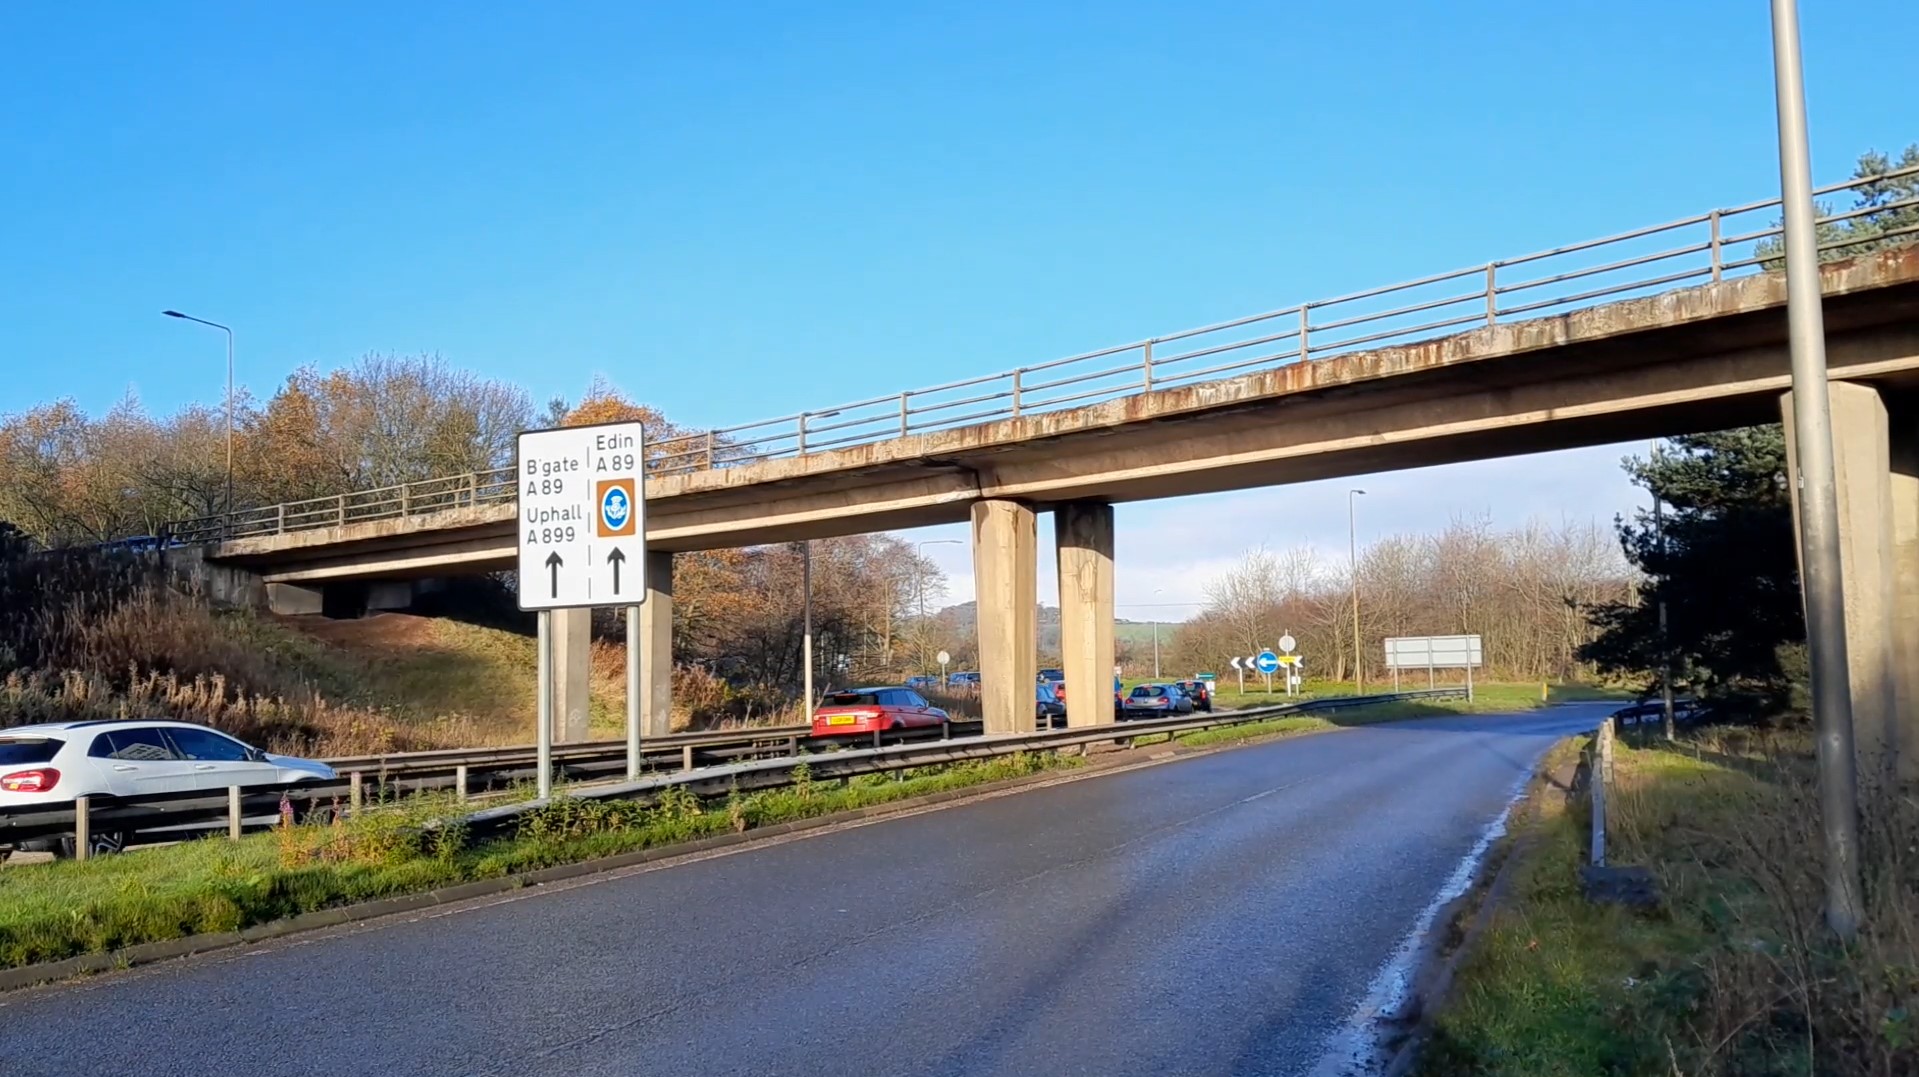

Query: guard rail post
[[74, 796, 90, 861], [681, 744, 695, 772], [228, 786, 242, 840], [1709, 209, 1723, 282], [1591, 718, 1613, 866], [349, 771, 364, 815], [455, 764, 469, 802]]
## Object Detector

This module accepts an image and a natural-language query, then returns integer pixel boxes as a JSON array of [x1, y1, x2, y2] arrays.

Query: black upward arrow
[[608, 547, 626, 595], [545, 551, 563, 598]]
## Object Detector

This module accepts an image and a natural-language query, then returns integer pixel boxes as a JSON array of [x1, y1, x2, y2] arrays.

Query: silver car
[[0, 719, 335, 856]]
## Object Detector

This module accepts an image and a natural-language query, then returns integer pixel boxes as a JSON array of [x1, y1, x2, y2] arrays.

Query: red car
[[811, 687, 950, 737]]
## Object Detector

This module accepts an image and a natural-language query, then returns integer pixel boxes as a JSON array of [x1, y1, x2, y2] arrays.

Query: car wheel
[[56, 829, 129, 859]]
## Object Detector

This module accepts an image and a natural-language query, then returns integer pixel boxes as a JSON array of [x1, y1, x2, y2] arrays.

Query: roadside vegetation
[[1421, 726, 1917, 1076], [1196, 679, 1621, 715], [0, 751, 1077, 971], [0, 532, 640, 754]]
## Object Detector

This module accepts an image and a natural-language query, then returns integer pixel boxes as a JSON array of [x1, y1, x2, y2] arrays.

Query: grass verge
[[0, 752, 1078, 972], [1198, 680, 1625, 713], [1419, 726, 1918, 1077]]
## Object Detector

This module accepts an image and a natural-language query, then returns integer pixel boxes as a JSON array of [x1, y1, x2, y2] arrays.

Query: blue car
[[904, 675, 939, 691]]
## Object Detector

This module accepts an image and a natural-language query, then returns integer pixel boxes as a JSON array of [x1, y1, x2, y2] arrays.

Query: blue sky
[[3, 1, 1914, 613]]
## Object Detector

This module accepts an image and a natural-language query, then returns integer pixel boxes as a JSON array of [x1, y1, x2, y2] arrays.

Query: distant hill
[[930, 602, 1172, 658]]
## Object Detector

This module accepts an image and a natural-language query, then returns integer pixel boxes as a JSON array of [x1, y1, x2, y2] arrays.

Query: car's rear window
[[0, 738, 63, 765], [823, 692, 881, 706], [1130, 686, 1165, 698]]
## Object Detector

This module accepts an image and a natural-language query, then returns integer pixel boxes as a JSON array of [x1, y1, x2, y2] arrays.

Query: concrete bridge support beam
[[548, 607, 594, 744], [266, 582, 323, 616], [1056, 501, 1116, 728], [1782, 381, 1916, 783], [973, 499, 1038, 736], [1889, 391, 1919, 782], [640, 550, 675, 737]]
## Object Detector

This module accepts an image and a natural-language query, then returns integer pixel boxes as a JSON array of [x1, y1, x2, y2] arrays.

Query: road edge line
[[1372, 734, 1584, 1077]]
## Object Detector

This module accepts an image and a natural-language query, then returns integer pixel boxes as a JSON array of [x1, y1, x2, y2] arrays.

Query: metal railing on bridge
[[165, 165, 1919, 545]]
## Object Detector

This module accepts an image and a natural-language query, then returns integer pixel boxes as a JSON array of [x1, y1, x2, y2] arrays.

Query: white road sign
[[1278, 633, 1296, 653], [515, 421, 647, 611], [1230, 656, 1243, 671]]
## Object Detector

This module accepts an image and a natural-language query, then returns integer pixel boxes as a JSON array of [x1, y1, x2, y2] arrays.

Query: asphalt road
[[0, 706, 1606, 1077]]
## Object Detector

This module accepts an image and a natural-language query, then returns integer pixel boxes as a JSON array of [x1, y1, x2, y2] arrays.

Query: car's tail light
[[1, 768, 59, 793]]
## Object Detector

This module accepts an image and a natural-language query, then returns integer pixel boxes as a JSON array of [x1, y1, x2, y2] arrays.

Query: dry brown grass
[[0, 667, 479, 755], [1612, 727, 1919, 1076], [1426, 725, 1919, 1076]]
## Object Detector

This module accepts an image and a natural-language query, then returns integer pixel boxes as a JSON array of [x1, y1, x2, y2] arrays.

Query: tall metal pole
[[1770, 0, 1864, 941], [1152, 588, 1163, 679], [802, 540, 815, 718], [914, 539, 960, 674], [625, 605, 641, 779], [1653, 440, 1677, 742], [1349, 489, 1366, 693], [162, 311, 235, 515], [536, 609, 553, 800], [224, 327, 234, 513]]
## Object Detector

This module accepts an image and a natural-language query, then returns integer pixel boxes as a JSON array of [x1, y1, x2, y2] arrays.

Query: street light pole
[[802, 541, 814, 718], [162, 310, 235, 514], [1151, 588, 1164, 679], [1769, 0, 1864, 941], [914, 539, 961, 674], [1653, 439, 1676, 743], [1349, 489, 1367, 693]]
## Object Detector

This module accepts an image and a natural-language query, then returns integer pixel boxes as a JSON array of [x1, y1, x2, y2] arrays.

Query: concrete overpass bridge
[[165, 167, 1919, 774]]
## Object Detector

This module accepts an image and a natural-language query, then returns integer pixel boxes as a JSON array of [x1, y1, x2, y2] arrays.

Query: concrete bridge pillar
[[640, 549, 675, 737], [1889, 391, 1919, 783], [1056, 501, 1116, 728], [548, 607, 593, 744], [1781, 381, 1918, 782], [972, 499, 1037, 736]]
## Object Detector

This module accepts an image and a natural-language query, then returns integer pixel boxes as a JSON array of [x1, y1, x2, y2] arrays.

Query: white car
[[0, 719, 335, 856]]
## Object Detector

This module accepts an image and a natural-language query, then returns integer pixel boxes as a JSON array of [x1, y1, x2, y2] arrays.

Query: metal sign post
[[516, 420, 648, 793], [1277, 634, 1299, 697], [1254, 650, 1279, 695], [1384, 635, 1483, 700], [937, 649, 951, 687], [535, 610, 553, 800], [625, 606, 641, 778]]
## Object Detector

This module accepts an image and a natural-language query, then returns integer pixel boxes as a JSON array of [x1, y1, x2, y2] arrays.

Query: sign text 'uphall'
[[514, 421, 647, 611]]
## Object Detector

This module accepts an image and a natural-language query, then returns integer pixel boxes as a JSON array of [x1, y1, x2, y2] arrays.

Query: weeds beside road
[[1420, 726, 1918, 1077]]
